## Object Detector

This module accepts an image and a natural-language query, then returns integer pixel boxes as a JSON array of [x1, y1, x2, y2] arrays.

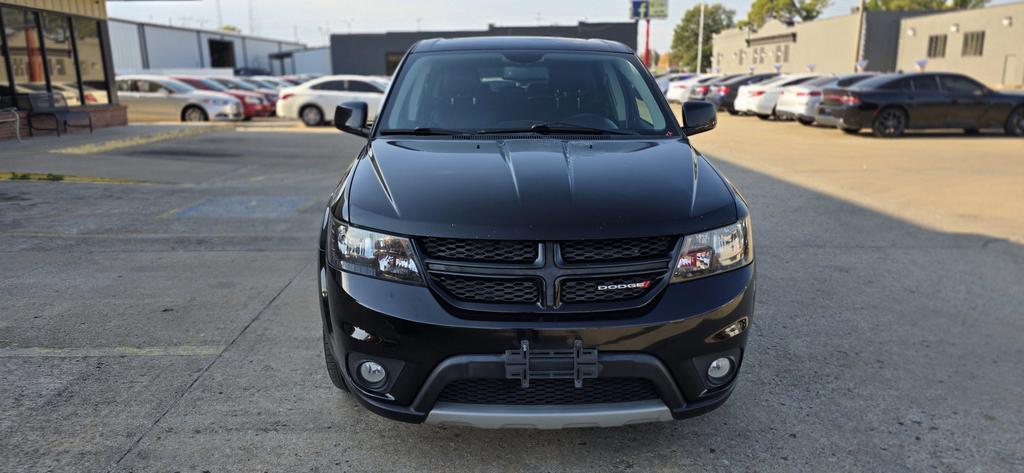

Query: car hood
[[344, 138, 737, 240], [228, 90, 265, 100]]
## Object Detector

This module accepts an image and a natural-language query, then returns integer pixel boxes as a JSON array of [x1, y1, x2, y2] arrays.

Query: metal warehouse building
[[896, 2, 1024, 88], [107, 19, 307, 74], [329, 22, 638, 76]]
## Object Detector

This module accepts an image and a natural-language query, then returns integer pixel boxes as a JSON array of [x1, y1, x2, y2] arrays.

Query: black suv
[[318, 37, 755, 429]]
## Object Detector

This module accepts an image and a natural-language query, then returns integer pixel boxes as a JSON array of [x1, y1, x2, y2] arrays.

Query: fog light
[[358, 361, 387, 387], [707, 357, 733, 381]]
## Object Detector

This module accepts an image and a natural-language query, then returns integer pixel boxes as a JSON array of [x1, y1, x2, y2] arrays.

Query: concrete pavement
[[1, 124, 1021, 472]]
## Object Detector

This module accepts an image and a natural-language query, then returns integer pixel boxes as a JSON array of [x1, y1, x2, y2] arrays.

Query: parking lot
[[1, 118, 1021, 472]]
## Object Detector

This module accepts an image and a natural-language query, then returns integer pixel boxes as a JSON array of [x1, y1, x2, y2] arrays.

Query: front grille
[[559, 236, 676, 263], [421, 236, 677, 312], [420, 237, 538, 263], [559, 273, 662, 304], [432, 275, 540, 304], [437, 378, 659, 405]]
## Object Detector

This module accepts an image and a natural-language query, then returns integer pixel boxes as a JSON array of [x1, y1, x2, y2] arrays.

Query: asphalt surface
[[1, 123, 1021, 472]]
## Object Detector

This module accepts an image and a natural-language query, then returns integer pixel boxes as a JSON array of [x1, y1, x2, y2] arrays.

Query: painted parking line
[[0, 345, 225, 358]]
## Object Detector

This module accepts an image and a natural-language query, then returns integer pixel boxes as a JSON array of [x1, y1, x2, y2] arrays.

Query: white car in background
[[115, 75, 242, 122], [276, 75, 387, 126], [775, 73, 876, 125], [734, 74, 819, 119], [665, 75, 720, 103]]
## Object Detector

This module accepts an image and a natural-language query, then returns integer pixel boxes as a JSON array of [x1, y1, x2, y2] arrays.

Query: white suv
[[276, 75, 388, 126]]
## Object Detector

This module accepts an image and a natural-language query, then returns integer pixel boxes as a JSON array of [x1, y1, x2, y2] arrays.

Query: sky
[[106, 0, 1012, 52]]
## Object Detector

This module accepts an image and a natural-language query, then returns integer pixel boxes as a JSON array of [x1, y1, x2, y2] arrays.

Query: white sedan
[[665, 75, 720, 103], [276, 75, 388, 126], [775, 74, 876, 125], [734, 74, 819, 119]]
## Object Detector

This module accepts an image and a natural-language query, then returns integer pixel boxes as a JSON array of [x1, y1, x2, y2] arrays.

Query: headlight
[[327, 218, 422, 284], [244, 96, 261, 104], [671, 215, 753, 283]]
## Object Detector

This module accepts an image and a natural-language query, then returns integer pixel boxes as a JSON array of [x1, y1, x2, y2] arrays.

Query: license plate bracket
[[504, 340, 599, 389]]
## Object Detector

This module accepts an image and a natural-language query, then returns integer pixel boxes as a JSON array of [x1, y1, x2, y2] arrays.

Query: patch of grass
[[52, 125, 233, 155], [0, 170, 146, 184]]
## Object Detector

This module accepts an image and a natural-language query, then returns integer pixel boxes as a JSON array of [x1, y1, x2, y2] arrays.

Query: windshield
[[195, 78, 230, 92], [161, 78, 195, 93], [378, 51, 672, 135], [219, 78, 257, 91]]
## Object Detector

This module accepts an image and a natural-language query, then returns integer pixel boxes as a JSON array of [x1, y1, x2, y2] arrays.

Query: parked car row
[[114, 74, 316, 123], [680, 71, 1024, 137], [276, 75, 389, 126]]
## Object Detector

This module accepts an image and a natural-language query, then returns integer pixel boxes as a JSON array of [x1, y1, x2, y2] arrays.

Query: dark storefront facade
[[1, 0, 124, 140], [330, 22, 639, 76]]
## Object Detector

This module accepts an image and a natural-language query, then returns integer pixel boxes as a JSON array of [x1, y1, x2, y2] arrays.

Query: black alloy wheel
[[872, 107, 907, 138], [1005, 107, 1024, 137]]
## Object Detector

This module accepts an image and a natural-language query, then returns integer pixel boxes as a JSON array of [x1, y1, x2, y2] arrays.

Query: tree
[[865, 0, 986, 10], [744, 0, 830, 28], [671, 4, 736, 72]]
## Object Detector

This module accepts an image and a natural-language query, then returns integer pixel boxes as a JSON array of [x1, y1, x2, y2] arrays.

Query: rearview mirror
[[681, 101, 716, 136], [335, 102, 370, 138]]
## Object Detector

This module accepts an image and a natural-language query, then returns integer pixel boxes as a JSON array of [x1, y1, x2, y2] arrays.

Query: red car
[[174, 76, 272, 120]]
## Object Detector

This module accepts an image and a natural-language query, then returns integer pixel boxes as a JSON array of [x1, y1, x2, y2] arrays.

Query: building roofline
[[108, 17, 308, 47]]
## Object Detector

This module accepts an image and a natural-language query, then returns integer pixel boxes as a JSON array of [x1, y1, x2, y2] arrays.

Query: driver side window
[[139, 81, 165, 93], [939, 75, 985, 95]]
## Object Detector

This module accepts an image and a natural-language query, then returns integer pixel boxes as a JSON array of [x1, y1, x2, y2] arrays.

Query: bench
[[0, 107, 19, 142], [22, 92, 93, 137]]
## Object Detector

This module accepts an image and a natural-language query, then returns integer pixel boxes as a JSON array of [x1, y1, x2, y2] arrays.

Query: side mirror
[[335, 102, 370, 137], [681, 101, 716, 136]]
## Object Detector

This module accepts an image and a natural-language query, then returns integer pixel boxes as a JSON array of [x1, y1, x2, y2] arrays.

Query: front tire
[[182, 106, 208, 122], [872, 107, 907, 138], [841, 127, 860, 135], [323, 330, 349, 391], [1005, 107, 1024, 137], [300, 105, 324, 127], [798, 117, 815, 126]]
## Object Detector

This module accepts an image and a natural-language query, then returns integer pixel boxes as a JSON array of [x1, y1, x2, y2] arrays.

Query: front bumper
[[242, 102, 272, 118], [818, 104, 875, 129], [320, 258, 755, 427], [207, 103, 243, 121]]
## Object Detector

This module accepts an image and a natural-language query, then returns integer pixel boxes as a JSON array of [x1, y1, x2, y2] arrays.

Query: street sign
[[630, 0, 667, 20]]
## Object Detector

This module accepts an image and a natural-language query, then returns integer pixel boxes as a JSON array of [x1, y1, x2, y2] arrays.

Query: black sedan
[[818, 72, 1024, 137], [707, 73, 778, 115]]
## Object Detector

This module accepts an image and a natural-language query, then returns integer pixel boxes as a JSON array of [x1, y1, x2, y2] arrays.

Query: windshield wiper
[[477, 122, 634, 135], [379, 127, 472, 136]]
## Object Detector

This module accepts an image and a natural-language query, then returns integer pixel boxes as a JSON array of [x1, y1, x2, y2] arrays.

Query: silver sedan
[[115, 75, 243, 122]]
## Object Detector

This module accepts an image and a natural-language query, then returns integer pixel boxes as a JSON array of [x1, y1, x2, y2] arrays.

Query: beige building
[[713, 11, 926, 75], [897, 2, 1024, 88]]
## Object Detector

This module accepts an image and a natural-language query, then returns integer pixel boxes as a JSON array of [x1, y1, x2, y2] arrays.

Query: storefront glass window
[[0, 13, 11, 106], [41, 12, 79, 105], [2, 8, 47, 97], [72, 17, 108, 104], [1, 7, 111, 108]]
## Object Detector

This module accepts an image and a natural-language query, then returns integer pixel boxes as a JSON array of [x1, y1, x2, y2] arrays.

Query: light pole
[[696, 2, 705, 74], [853, 0, 866, 71]]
